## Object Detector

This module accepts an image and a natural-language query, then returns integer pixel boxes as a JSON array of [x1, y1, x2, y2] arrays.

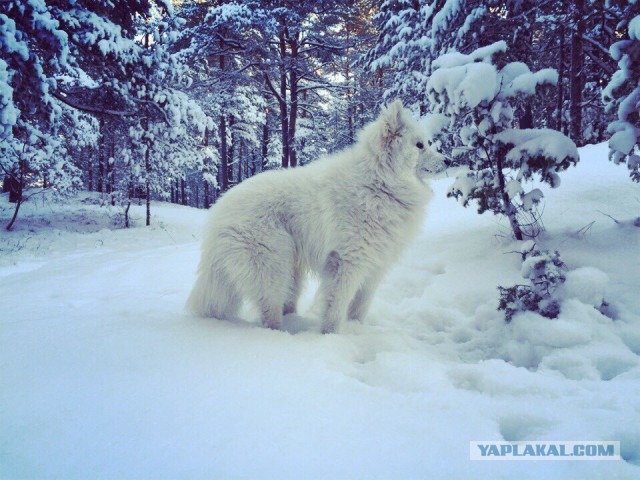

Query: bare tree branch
[[262, 72, 285, 105], [52, 91, 138, 117]]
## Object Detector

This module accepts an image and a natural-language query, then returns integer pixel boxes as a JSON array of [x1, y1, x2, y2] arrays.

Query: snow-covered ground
[[1, 143, 639, 479]]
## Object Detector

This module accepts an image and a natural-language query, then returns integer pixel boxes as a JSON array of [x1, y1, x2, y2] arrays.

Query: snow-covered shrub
[[426, 42, 579, 240], [603, 7, 640, 183], [498, 245, 567, 322]]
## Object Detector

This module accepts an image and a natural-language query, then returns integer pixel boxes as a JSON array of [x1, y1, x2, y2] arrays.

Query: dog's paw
[[321, 320, 337, 334], [261, 318, 283, 331], [283, 301, 297, 316]]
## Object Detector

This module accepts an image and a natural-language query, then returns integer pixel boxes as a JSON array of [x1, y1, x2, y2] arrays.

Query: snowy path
[[1, 144, 640, 479]]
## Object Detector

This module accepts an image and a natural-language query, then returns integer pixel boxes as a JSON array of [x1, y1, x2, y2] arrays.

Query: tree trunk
[[288, 32, 299, 168], [520, 105, 533, 129], [88, 155, 93, 192], [244, 146, 250, 179], [497, 154, 523, 240], [237, 139, 244, 184], [220, 115, 228, 192], [279, 32, 290, 168], [106, 140, 112, 195], [203, 126, 210, 209], [181, 177, 186, 206], [219, 47, 229, 192], [6, 187, 23, 231], [98, 117, 105, 193], [299, 90, 308, 164], [5, 174, 20, 203], [145, 145, 151, 227], [345, 26, 354, 144], [503, 193, 524, 241], [228, 115, 235, 187], [6, 160, 25, 231], [570, 0, 585, 146], [261, 119, 269, 171], [98, 159, 104, 193], [110, 140, 115, 206], [556, 23, 565, 132], [124, 200, 131, 228]]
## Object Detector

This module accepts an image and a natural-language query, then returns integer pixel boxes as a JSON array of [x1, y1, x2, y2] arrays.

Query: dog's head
[[369, 100, 448, 178]]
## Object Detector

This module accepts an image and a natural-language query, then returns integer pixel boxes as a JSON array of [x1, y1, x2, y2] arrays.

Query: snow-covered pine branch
[[603, 7, 640, 184]]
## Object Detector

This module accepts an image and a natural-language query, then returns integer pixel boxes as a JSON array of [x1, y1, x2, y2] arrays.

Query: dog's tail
[[186, 262, 240, 319]]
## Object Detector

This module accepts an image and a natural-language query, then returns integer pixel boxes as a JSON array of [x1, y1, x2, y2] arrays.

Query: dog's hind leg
[[240, 230, 296, 330], [283, 253, 304, 315], [187, 264, 241, 319], [254, 267, 287, 329]]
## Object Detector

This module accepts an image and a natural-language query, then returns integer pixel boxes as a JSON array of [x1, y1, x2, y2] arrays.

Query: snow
[[503, 68, 558, 97], [560, 267, 609, 308], [427, 62, 498, 110], [0, 59, 18, 133], [629, 15, 640, 40], [494, 129, 580, 165], [0, 13, 29, 60], [609, 127, 636, 155], [447, 173, 477, 203], [522, 188, 543, 210], [1, 143, 640, 478], [432, 40, 507, 68], [505, 179, 523, 200], [421, 113, 450, 141]]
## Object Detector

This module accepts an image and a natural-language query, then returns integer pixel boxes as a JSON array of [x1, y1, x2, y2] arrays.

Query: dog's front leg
[[348, 274, 382, 322], [320, 251, 362, 334]]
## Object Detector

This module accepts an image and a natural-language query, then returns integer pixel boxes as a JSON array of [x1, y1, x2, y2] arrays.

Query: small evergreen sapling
[[426, 42, 579, 240], [498, 245, 567, 322]]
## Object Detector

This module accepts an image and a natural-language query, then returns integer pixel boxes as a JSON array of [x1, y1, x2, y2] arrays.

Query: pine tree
[[365, 1, 619, 145], [365, 0, 492, 111], [181, 0, 352, 172], [426, 42, 579, 240], [0, 0, 193, 229]]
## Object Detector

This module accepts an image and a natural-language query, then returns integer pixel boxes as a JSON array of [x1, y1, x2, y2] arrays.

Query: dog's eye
[[416, 142, 424, 149]]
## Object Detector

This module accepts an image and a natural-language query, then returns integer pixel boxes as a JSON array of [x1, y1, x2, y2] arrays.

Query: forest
[[1, 0, 638, 233], [1, 2, 640, 478]]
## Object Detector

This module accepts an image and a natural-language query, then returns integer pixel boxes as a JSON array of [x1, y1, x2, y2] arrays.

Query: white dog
[[187, 100, 446, 333]]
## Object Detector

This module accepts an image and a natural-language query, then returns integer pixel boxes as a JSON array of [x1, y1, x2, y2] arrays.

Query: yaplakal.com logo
[[470, 441, 620, 461]]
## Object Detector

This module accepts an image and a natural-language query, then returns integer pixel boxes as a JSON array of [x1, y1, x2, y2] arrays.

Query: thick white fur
[[187, 100, 446, 333]]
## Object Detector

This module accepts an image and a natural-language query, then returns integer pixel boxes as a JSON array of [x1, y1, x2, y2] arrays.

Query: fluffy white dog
[[187, 100, 446, 333]]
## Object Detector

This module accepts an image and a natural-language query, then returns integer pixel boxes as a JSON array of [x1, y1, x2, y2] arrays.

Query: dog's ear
[[381, 100, 405, 149]]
